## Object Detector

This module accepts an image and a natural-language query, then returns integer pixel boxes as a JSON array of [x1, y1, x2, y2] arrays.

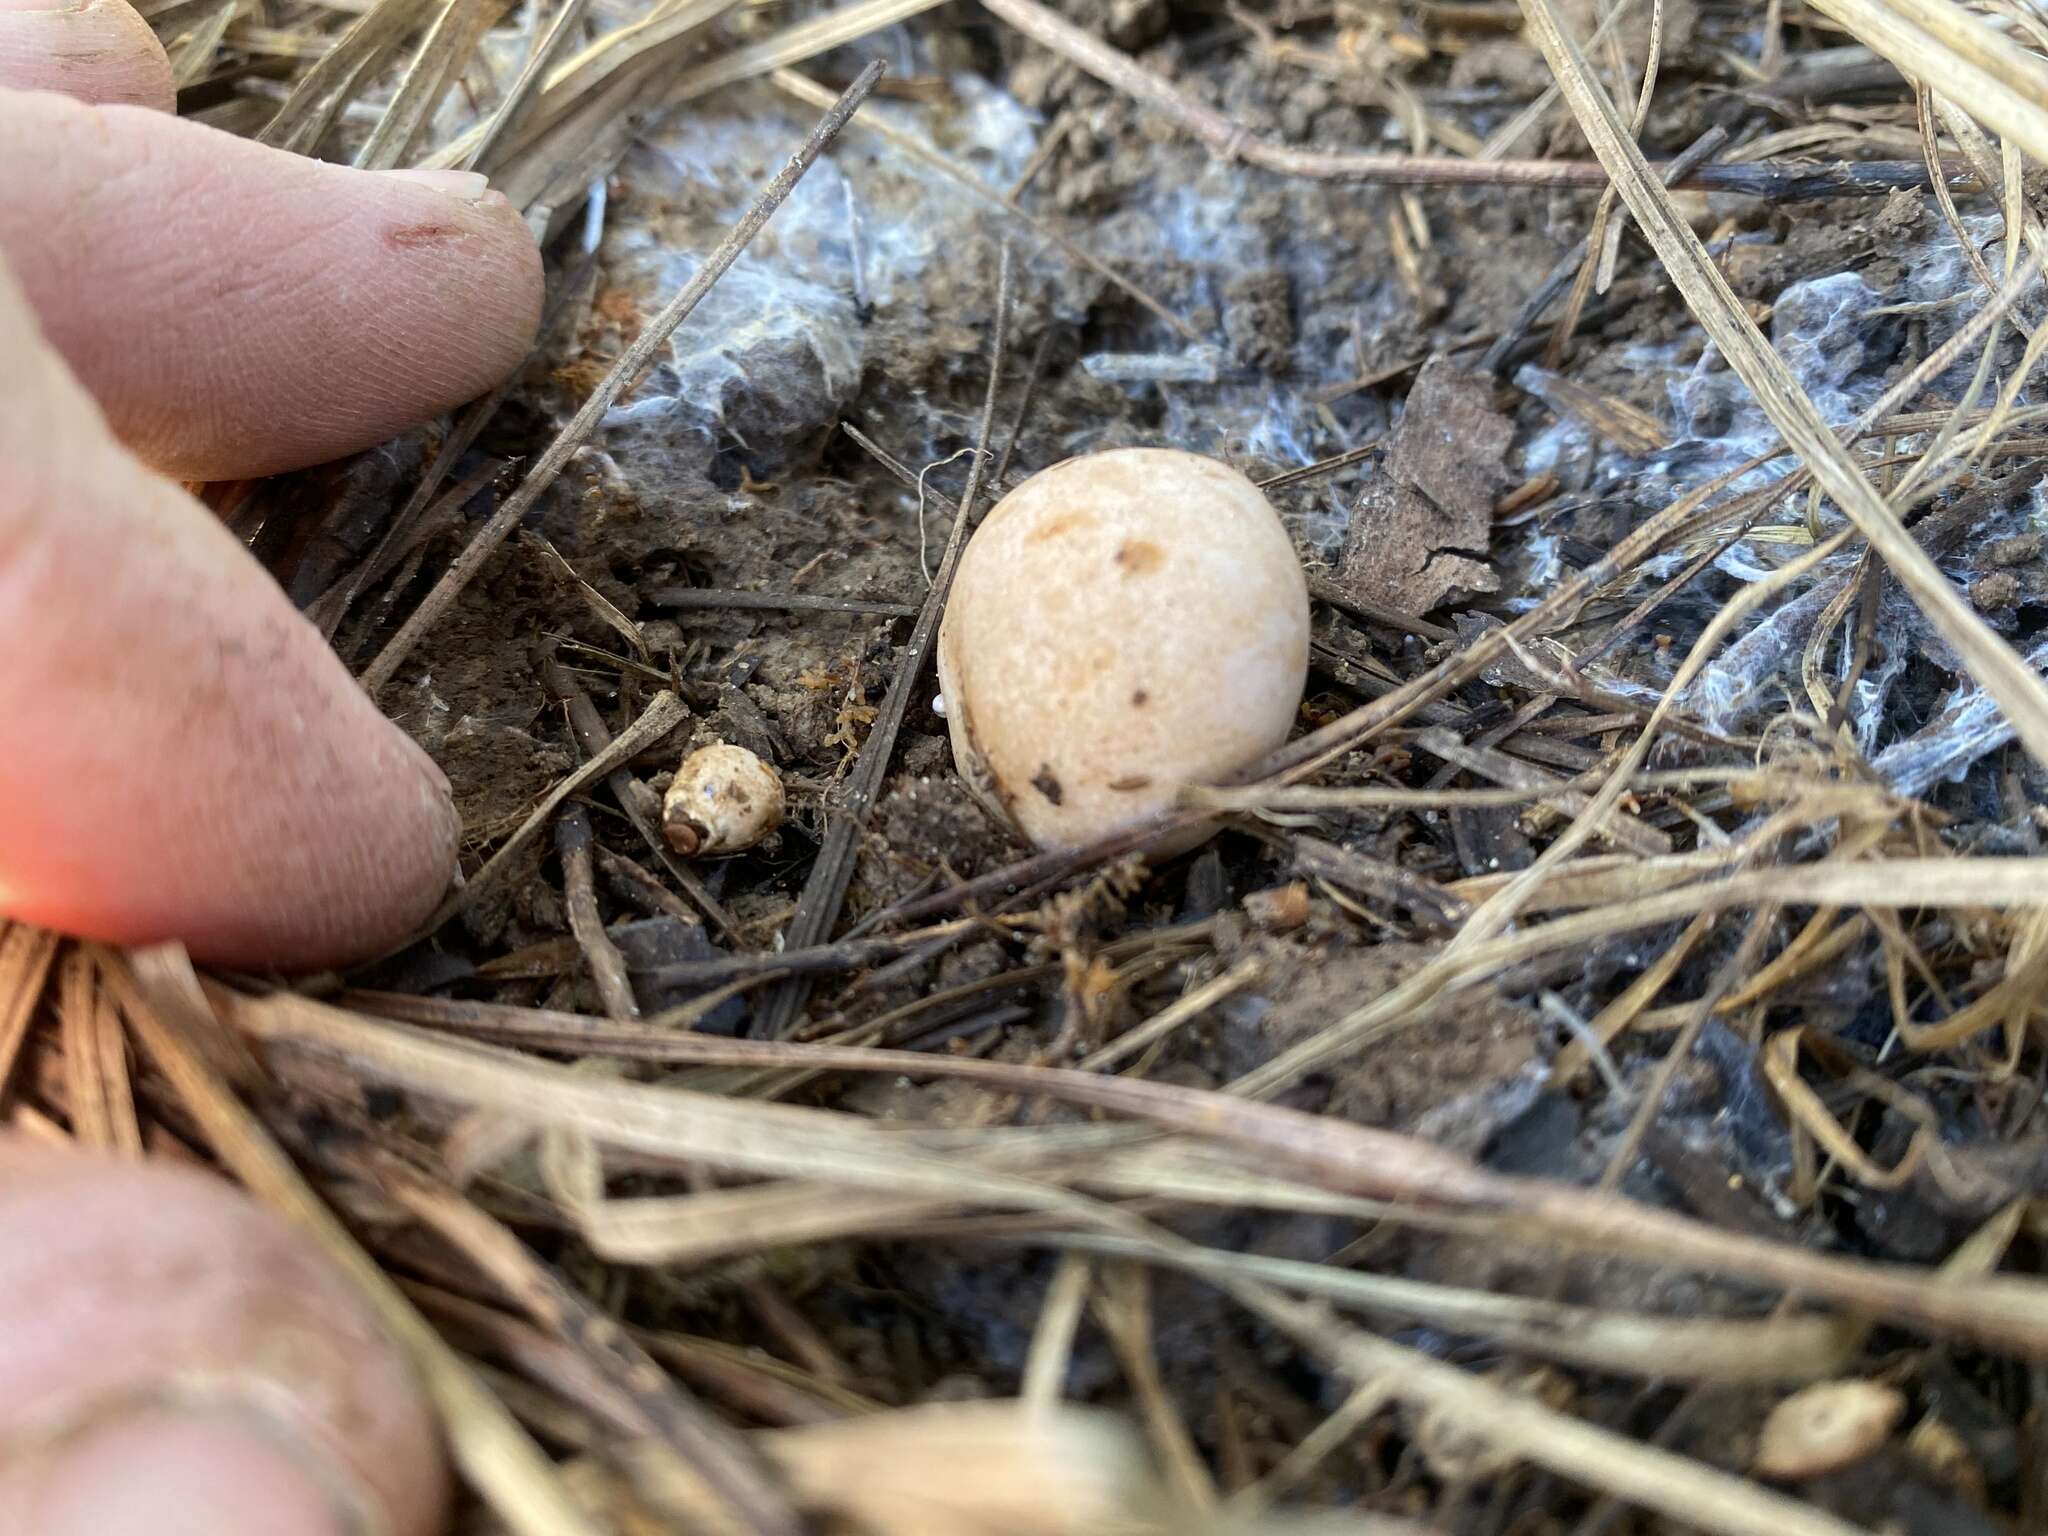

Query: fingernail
[[25, 1403, 367, 1536], [376, 168, 492, 204]]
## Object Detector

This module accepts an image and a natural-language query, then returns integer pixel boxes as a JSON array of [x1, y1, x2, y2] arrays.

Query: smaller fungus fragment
[[662, 743, 784, 857]]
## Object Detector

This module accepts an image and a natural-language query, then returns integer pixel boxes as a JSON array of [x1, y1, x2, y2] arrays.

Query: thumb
[[0, 1139, 448, 1536]]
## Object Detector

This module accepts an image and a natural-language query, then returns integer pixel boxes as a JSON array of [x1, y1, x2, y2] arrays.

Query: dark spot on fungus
[[1131, 689, 1149, 706], [1030, 767, 1065, 804], [1108, 775, 1152, 792], [384, 222, 468, 251], [1114, 539, 1164, 574], [1029, 513, 1089, 543]]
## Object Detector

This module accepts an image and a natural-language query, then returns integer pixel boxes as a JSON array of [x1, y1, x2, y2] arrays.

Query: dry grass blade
[[1806, 0, 2048, 165], [1022, 1253, 1093, 1412], [758, 1403, 1164, 1536], [1517, 0, 2048, 770], [459, 0, 595, 171], [170, 0, 239, 88], [432, 0, 738, 173], [1050, 1233, 1860, 1383], [524, 0, 736, 131], [1552, 910, 1715, 1084], [309, 991, 2048, 1356], [361, 1147, 806, 1536], [0, 922, 58, 1101], [57, 949, 141, 1154], [355, 0, 504, 169], [549, 1174, 980, 1266], [666, 0, 947, 103], [257, 0, 437, 152], [1095, 1262, 1215, 1510], [221, 986, 1118, 1227], [1235, 1286, 1871, 1536], [108, 948, 606, 1536], [361, 60, 887, 692], [1077, 957, 1263, 1073]]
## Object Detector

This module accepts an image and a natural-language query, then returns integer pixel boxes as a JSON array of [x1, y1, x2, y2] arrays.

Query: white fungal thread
[[914, 445, 987, 588]]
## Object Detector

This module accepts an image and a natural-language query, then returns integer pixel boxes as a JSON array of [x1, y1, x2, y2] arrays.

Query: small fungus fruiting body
[[1753, 1380, 1905, 1480], [662, 743, 784, 856], [937, 448, 1309, 850]]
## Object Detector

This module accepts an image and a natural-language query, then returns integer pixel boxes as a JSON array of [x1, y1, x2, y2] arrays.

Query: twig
[[1305, 573, 1456, 643], [755, 244, 1016, 1039], [978, 0, 1965, 197], [556, 803, 639, 1020], [1255, 441, 1383, 491], [649, 587, 918, 618], [361, 60, 886, 693], [1290, 838, 1472, 928], [540, 656, 737, 938], [642, 926, 967, 992], [426, 691, 687, 935], [596, 845, 706, 927]]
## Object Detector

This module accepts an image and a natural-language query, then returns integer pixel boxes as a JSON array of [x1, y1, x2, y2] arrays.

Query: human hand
[[0, 0, 544, 970], [1, 11, 546, 1532]]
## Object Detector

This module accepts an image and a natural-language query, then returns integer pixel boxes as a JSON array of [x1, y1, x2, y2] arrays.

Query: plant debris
[[1337, 359, 1511, 616]]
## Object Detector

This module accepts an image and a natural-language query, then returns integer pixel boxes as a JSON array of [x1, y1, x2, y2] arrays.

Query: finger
[[0, 1140, 448, 1536], [0, 88, 542, 481], [0, 0, 172, 112], [0, 253, 461, 970]]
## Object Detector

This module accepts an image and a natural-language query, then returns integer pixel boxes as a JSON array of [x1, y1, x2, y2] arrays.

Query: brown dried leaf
[[1337, 359, 1509, 616]]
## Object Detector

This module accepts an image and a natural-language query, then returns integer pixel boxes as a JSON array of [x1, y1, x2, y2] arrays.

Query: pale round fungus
[[1753, 1380, 1905, 1480], [937, 448, 1309, 850], [662, 743, 785, 856]]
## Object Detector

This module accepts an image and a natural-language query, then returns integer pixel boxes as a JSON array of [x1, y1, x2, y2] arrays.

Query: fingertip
[[0, 93, 545, 480], [0, 1149, 449, 1536], [0, 0, 174, 112]]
